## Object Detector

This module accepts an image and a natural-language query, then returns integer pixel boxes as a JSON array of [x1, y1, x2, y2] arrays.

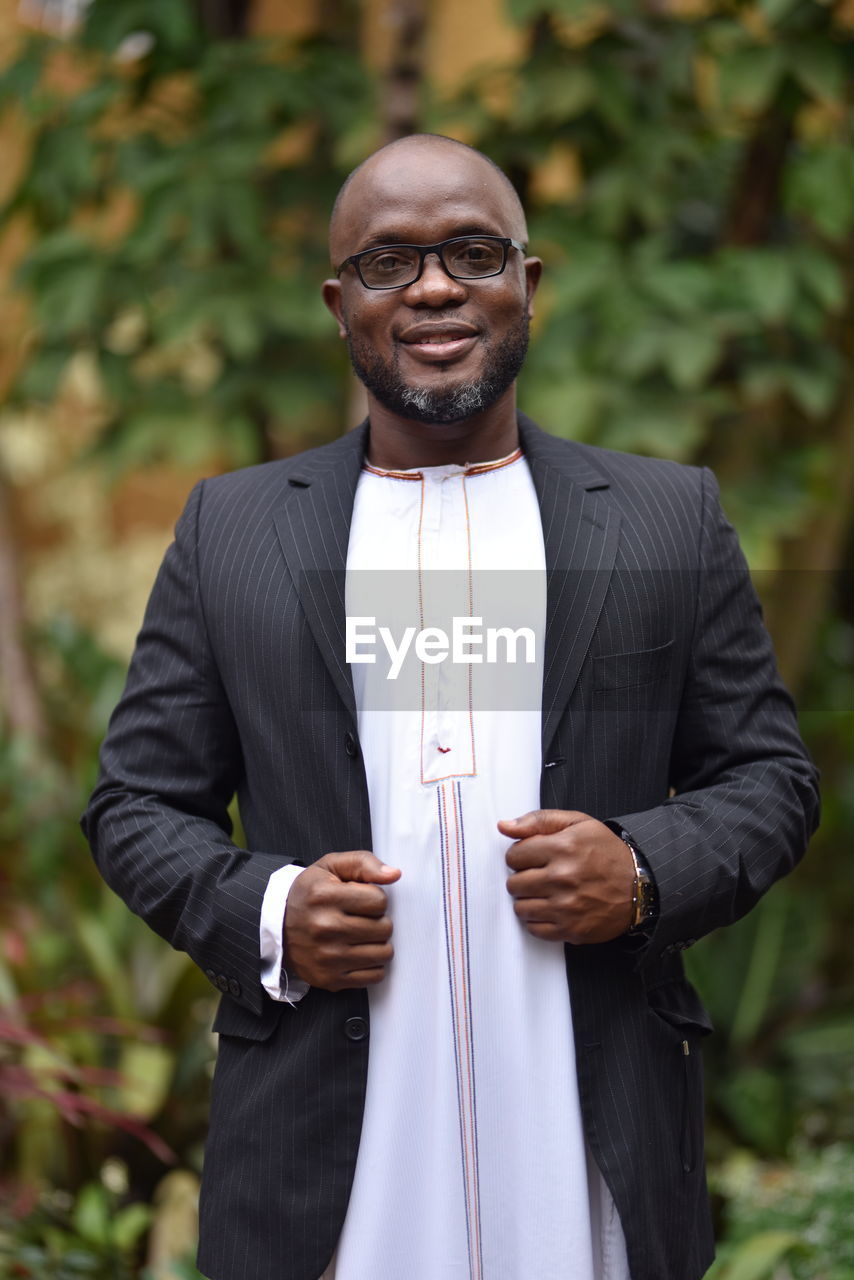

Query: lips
[[398, 322, 480, 363]]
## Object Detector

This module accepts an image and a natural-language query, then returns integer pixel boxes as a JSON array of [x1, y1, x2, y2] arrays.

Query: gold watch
[[620, 831, 659, 933]]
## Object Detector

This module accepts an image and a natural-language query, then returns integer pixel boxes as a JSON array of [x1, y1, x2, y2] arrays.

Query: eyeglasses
[[336, 235, 526, 290]]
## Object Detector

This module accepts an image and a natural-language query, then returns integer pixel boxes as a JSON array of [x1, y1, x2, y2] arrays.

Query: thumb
[[322, 850, 402, 884], [497, 809, 588, 838]]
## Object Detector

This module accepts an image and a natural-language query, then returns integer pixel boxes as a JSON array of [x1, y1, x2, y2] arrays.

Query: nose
[[404, 251, 468, 306]]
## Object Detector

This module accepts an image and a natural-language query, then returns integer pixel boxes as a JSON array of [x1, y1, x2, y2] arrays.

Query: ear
[[523, 257, 543, 319], [322, 279, 348, 338]]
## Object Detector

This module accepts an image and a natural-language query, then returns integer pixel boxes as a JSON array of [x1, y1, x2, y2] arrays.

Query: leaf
[[734, 251, 796, 324], [794, 247, 846, 314], [663, 328, 721, 390], [786, 365, 839, 420], [17, 348, 70, 402], [793, 43, 846, 105], [74, 913, 136, 1019], [719, 1066, 792, 1154], [549, 250, 616, 313], [715, 1230, 804, 1280], [619, 326, 668, 379], [758, 0, 800, 23], [603, 406, 706, 461], [72, 1184, 111, 1248], [518, 66, 595, 125], [117, 1041, 174, 1121], [718, 46, 785, 115], [82, 0, 199, 56], [111, 1203, 152, 1252], [741, 363, 787, 404], [637, 261, 716, 317], [786, 145, 854, 241]]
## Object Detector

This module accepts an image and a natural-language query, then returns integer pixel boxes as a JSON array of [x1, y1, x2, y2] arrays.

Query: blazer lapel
[[517, 415, 622, 756], [273, 423, 369, 725]]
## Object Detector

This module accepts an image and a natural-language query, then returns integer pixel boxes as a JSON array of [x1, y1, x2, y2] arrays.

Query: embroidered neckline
[[363, 447, 523, 482]]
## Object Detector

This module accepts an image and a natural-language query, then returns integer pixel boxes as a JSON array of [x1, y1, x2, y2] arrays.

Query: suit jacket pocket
[[212, 993, 281, 1041], [593, 638, 674, 692], [645, 977, 714, 1038]]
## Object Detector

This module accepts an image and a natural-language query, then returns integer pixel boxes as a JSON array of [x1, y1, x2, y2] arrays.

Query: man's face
[[323, 144, 542, 425]]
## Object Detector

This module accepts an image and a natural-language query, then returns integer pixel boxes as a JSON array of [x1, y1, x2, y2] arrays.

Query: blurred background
[[0, 1, 852, 1276]]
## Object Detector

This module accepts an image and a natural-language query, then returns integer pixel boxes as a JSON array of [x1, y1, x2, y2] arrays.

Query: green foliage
[[2, 0, 854, 1272], [1, 0, 373, 470], [446, 3, 854, 511], [0, 615, 212, 1266], [0, 1181, 151, 1279], [710, 1144, 854, 1280]]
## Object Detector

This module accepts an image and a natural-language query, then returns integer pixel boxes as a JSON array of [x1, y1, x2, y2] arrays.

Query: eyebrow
[[356, 224, 506, 250]]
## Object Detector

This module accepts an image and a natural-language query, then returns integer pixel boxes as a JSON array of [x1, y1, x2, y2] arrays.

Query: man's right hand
[[283, 852, 402, 991]]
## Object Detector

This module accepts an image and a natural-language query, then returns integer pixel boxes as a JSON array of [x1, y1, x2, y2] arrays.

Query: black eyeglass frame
[[335, 235, 528, 290]]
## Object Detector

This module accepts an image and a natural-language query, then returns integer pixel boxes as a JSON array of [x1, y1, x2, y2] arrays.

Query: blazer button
[[216, 974, 229, 992], [204, 968, 217, 985], [344, 1016, 368, 1042], [344, 732, 359, 759], [228, 978, 241, 998]]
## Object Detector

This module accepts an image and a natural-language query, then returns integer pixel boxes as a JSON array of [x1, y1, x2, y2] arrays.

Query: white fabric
[[259, 863, 309, 1005], [261, 451, 630, 1279]]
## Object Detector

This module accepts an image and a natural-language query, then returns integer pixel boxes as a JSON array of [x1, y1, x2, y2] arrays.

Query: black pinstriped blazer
[[83, 415, 819, 1280]]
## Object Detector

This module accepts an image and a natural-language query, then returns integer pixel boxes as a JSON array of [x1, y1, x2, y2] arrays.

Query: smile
[[399, 325, 480, 364]]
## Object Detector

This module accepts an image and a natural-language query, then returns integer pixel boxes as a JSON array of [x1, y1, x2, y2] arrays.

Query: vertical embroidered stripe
[[438, 781, 483, 1279]]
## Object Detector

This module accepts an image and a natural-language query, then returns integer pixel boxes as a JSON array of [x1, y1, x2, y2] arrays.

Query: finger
[[339, 966, 388, 988], [338, 882, 394, 919], [335, 912, 394, 943], [524, 921, 563, 942], [497, 809, 589, 839], [341, 941, 394, 969], [510, 896, 554, 924], [505, 868, 551, 897], [504, 839, 551, 872], [322, 850, 402, 884]]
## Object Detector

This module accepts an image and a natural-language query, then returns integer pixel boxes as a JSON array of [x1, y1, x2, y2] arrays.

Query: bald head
[[328, 134, 528, 268]]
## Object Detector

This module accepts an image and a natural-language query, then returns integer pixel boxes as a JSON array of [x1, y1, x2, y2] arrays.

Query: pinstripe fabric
[[82, 413, 819, 1280]]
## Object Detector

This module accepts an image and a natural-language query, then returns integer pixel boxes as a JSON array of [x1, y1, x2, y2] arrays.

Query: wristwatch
[[619, 830, 659, 933]]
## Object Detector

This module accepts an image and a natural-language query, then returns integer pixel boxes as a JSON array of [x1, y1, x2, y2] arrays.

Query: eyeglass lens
[[358, 237, 507, 288]]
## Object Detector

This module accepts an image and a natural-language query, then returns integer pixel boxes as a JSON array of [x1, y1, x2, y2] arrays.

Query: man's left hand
[[498, 810, 636, 945]]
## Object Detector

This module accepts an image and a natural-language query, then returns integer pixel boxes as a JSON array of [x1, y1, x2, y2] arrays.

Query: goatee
[[345, 314, 530, 425]]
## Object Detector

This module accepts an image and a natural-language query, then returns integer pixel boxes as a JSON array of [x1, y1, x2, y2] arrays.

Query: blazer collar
[[516, 414, 621, 754], [272, 423, 368, 722], [274, 415, 620, 752]]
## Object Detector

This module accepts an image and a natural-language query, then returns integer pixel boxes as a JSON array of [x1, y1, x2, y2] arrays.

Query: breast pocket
[[593, 638, 674, 691]]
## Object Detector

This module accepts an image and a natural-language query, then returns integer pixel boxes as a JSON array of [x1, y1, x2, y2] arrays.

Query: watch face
[[633, 871, 657, 924]]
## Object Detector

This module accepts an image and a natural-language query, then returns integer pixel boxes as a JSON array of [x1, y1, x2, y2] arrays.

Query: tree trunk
[[764, 365, 854, 696], [724, 110, 793, 246], [195, 0, 252, 38], [0, 475, 46, 743], [380, 0, 427, 142]]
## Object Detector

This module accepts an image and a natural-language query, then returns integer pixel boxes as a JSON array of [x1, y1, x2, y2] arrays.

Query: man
[[83, 134, 819, 1280]]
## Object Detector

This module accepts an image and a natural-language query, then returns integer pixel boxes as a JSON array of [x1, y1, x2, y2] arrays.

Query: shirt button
[[344, 732, 359, 759], [344, 1016, 368, 1042]]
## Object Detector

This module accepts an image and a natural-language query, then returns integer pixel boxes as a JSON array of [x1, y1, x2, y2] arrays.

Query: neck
[[364, 388, 520, 470]]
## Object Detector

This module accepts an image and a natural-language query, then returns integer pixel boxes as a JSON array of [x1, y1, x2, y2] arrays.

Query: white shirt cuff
[[259, 863, 310, 1005]]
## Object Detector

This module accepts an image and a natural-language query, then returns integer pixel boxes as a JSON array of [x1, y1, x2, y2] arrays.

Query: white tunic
[[261, 450, 629, 1280]]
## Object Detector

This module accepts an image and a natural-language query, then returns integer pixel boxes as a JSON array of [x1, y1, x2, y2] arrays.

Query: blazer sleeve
[[612, 466, 820, 966], [81, 480, 293, 1017]]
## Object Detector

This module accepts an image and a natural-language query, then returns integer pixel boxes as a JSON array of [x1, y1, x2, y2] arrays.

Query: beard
[[345, 312, 530, 425]]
